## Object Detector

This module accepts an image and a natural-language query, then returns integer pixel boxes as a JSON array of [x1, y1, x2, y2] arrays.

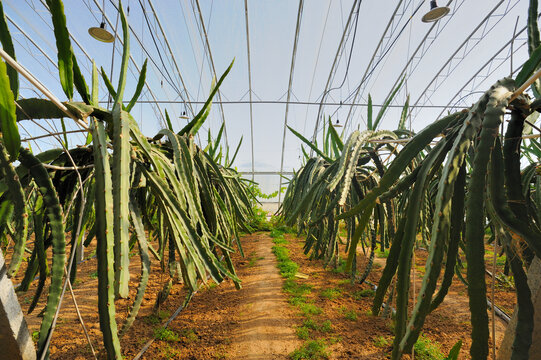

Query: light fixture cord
[[101, 0, 106, 23]]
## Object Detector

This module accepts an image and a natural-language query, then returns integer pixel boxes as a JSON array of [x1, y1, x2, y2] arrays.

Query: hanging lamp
[[88, 0, 114, 43], [421, 0, 450, 23]]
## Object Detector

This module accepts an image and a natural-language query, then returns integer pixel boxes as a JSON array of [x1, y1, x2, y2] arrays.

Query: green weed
[[273, 236, 289, 245], [270, 228, 285, 238], [319, 320, 332, 333], [272, 245, 298, 278], [283, 279, 312, 297], [302, 318, 318, 330], [181, 328, 199, 343], [299, 302, 323, 316], [161, 344, 182, 359], [340, 307, 357, 321], [247, 251, 264, 267], [290, 340, 329, 360], [154, 327, 180, 342], [296, 326, 310, 340], [376, 249, 389, 258], [414, 333, 445, 360], [331, 259, 346, 274], [320, 288, 341, 300], [144, 310, 170, 325], [374, 335, 390, 348], [353, 288, 375, 299]]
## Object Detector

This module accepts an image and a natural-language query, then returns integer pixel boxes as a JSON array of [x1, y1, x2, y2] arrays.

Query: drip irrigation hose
[[133, 256, 225, 360], [415, 247, 511, 323]]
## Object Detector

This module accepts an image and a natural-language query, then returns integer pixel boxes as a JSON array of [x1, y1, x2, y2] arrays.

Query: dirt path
[[228, 233, 300, 359]]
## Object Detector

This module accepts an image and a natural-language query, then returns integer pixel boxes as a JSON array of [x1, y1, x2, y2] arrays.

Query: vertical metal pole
[[278, 0, 304, 204]]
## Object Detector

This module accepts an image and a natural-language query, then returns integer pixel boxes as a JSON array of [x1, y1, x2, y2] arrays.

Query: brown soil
[[7, 230, 517, 359], [279, 233, 515, 359], [13, 232, 300, 359]]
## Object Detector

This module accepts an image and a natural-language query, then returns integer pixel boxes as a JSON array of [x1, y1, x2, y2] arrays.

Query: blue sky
[[3, 0, 532, 194]]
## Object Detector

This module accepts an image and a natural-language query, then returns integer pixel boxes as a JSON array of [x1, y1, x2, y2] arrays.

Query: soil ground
[[8, 230, 516, 359]]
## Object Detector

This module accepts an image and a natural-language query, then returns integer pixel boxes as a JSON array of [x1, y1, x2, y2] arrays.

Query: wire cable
[[278, 0, 305, 203], [243, 0, 255, 181]]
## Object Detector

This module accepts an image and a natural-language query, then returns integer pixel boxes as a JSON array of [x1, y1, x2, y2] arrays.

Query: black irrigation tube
[[132, 290, 194, 360], [132, 255, 224, 360], [365, 280, 396, 316], [366, 274, 511, 324], [487, 299, 511, 324], [416, 248, 512, 323]]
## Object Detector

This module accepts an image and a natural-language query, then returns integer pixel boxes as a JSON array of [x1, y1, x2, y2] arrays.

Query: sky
[[2, 0, 533, 196]]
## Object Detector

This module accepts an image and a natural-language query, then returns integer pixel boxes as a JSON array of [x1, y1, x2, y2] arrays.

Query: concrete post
[[0, 250, 36, 360], [498, 256, 541, 359]]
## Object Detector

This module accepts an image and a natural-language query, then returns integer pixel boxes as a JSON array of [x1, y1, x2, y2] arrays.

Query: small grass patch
[[273, 236, 289, 245], [340, 307, 358, 321], [273, 245, 299, 278], [144, 310, 170, 325], [320, 288, 341, 300], [203, 281, 218, 290], [272, 244, 290, 260], [180, 328, 199, 343], [278, 259, 299, 278], [376, 249, 389, 258], [297, 318, 333, 338], [161, 344, 182, 359], [414, 333, 445, 360], [296, 326, 310, 340], [290, 340, 329, 360], [373, 335, 390, 348], [353, 288, 375, 299], [89, 271, 98, 279], [302, 318, 318, 330], [247, 251, 264, 267], [289, 296, 307, 306], [330, 259, 346, 274], [299, 302, 323, 316], [283, 279, 312, 296], [319, 320, 332, 333], [154, 327, 180, 342], [270, 228, 285, 238]]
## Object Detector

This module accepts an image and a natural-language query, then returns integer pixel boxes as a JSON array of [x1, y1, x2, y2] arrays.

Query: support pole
[[0, 251, 36, 360]]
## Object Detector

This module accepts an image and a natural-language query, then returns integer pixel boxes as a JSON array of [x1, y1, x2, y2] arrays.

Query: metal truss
[[436, 28, 527, 118], [410, 0, 520, 122], [311, 0, 362, 146], [345, 0, 464, 134], [343, 0, 419, 129]]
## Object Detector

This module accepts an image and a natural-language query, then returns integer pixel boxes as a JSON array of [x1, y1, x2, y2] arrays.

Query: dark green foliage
[[19, 148, 67, 358]]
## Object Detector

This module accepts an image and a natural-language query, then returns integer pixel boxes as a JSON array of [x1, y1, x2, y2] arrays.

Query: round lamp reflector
[[422, 5, 450, 23], [88, 23, 114, 43]]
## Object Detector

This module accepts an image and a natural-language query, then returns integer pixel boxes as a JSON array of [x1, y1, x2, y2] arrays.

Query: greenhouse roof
[[3, 0, 530, 194]]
